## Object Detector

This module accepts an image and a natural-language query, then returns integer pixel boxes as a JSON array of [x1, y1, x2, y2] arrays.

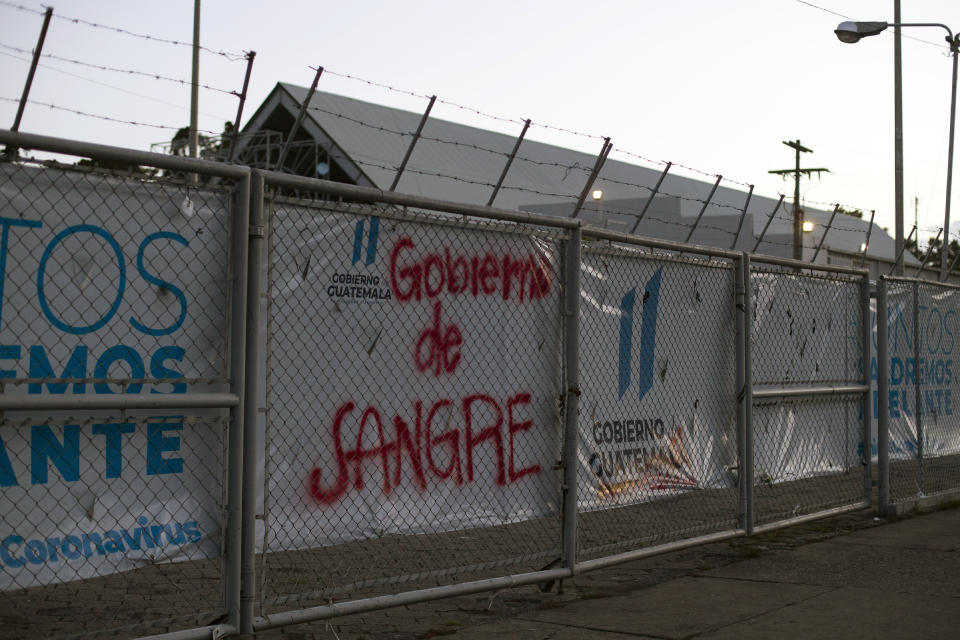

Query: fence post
[[742, 253, 754, 534], [912, 280, 924, 495], [735, 253, 746, 529], [877, 277, 890, 515], [240, 170, 266, 634], [861, 272, 873, 504], [225, 172, 251, 628], [561, 224, 582, 573]]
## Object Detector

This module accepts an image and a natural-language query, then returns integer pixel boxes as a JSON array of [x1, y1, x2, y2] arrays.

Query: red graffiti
[[389, 237, 552, 304], [415, 300, 462, 376], [309, 392, 542, 505]]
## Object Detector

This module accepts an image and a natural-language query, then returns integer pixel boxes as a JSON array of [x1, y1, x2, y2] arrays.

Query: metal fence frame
[[0, 130, 903, 640], [0, 130, 250, 640], [876, 275, 960, 517]]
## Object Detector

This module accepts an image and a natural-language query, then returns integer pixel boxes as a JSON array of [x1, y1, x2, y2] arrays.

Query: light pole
[[835, 20, 960, 281]]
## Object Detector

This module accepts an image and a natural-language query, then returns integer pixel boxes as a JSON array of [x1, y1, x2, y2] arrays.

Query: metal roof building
[[238, 82, 920, 276]]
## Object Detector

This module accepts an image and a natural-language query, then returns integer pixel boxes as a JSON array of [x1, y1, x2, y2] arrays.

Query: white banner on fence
[[576, 251, 737, 509], [751, 272, 864, 482], [0, 166, 227, 589], [875, 283, 960, 461], [264, 207, 563, 550]]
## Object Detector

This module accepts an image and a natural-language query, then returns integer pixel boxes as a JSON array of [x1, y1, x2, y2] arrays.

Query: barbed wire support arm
[[945, 239, 960, 280], [915, 227, 943, 278], [751, 194, 785, 254], [730, 184, 755, 250], [890, 224, 917, 275], [228, 51, 257, 164], [276, 65, 323, 172], [389, 95, 436, 192], [5, 6, 52, 158], [811, 204, 840, 263], [860, 209, 875, 267], [629, 161, 672, 234], [487, 119, 530, 207], [570, 137, 612, 219], [683, 174, 722, 244]]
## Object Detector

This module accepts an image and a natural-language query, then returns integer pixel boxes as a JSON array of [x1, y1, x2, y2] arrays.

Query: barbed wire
[[321, 66, 529, 128], [0, 95, 222, 133], [0, 49, 233, 120], [0, 42, 240, 96], [610, 147, 669, 167], [0, 1, 248, 60]]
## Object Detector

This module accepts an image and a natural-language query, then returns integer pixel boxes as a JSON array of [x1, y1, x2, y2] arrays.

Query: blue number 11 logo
[[617, 267, 663, 401]]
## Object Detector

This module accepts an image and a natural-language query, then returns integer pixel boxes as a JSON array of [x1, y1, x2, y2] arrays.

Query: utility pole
[[769, 140, 829, 261]]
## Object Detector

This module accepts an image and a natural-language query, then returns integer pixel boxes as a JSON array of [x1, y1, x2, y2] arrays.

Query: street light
[[836, 20, 960, 281]]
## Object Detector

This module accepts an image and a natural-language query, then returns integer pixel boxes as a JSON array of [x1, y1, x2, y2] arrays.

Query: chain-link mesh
[[259, 196, 565, 611], [885, 279, 960, 506], [0, 161, 235, 638], [750, 266, 866, 525], [575, 246, 739, 558]]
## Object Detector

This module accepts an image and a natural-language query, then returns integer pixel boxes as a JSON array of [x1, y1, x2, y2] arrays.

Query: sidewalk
[[257, 505, 960, 639]]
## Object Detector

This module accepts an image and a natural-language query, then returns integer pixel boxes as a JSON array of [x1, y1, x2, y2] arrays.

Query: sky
[[1, 0, 959, 248]]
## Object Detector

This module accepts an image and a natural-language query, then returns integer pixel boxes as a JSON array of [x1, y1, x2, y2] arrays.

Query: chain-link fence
[[257, 191, 567, 611], [879, 277, 960, 512], [1, 131, 929, 640], [749, 263, 870, 528], [576, 245, 739, 560], [0, 135, 249, 640]]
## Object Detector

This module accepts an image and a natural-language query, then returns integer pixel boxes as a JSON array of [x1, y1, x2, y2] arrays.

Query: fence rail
[[0, 129, 956, 639]]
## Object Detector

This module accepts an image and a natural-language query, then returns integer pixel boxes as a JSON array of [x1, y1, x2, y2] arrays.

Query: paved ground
[[256, 503, 960, 639]]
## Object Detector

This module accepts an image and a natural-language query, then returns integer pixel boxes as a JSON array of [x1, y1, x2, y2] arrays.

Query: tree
[[906, 233, 960, 275]]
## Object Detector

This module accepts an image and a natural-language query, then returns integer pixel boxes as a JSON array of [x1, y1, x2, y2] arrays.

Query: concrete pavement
[[258, 504, 960, 639]]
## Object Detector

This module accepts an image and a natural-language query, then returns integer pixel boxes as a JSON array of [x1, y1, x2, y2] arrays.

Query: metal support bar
[[810, 203, 840, 263], [262, 169, 579, 229], [915, 227, 942, 278], [390, 95, 436, 191], [10, 7, 52, 133], [487, 118, 530, 206], [735, 254, 748, 530], [253, 568, 572, 631], [224, 173, 250, 629], [730, 184, 754, 250], [684, 174, 722, 244], [561, 224, 582, 573], [890, 224, 917, 275], [0, 130, 250, 179], [752, 194, 785, 254], [228, 51, 256, 164], [860, 209, 876, 267], [570, 138, 612, 219], [240, 171, 266, 634], [752, 384, 869, 399], [629, 162, 672, 234], [751, 501, 870, 536], [877, 278, 891, 515], [861, 272, 873, 504], [742, 252, 754, 535], [276, 66, 323, 172], [0, 393, 238, 411], [575, 528, 744, 573], [136, 624, 237, 640]]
